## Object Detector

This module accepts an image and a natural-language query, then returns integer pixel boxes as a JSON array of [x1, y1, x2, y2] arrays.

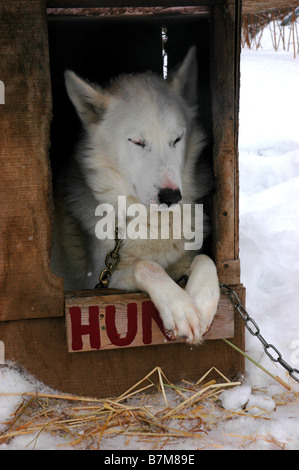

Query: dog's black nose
[[158, 188, 182, 206]]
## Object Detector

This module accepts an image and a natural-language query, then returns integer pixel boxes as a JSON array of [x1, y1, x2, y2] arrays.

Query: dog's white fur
[[52, 46, 220, 344]]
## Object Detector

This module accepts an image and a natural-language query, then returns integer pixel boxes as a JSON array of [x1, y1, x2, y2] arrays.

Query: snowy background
[[1, 21, 299, 450]]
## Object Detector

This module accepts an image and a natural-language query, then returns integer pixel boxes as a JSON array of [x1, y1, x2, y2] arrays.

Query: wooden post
[[210, 3, 241, 285], [0, 0, 64, 320]]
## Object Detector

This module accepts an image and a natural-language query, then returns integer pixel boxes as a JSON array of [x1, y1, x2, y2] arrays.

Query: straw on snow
[[0, 366, 297, 449]]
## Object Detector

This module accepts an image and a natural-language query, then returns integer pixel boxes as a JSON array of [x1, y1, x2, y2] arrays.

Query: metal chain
[[95, 219, 123, 289], [220, 284, 299, 383]]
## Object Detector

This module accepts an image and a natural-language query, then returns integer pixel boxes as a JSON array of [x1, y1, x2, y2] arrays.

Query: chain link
[[220, 284, 299, 383], [95, 219, 123, 289]]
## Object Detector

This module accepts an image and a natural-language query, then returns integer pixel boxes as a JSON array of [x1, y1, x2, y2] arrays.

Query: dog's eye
[[173, 136, 182, 148], [128, 138, 146, 149]]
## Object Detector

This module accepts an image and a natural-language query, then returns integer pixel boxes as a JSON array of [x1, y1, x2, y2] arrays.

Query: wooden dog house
[[0, 0, 245, 398]]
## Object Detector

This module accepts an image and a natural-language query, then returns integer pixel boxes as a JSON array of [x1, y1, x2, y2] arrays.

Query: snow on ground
[[1, 23, 299, 450]]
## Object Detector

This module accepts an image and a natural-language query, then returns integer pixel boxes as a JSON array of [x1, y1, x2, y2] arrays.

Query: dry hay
[[1, 366, 298, 450]]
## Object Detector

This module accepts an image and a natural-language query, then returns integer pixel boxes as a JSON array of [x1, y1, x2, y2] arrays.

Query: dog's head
[[65, 47, 199, 207]]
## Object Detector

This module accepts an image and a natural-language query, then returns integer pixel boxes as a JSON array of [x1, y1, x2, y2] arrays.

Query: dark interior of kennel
[[47, 12, 214, 257]]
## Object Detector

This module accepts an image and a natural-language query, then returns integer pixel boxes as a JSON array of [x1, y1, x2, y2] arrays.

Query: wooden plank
[[0, 285, 244, 398], [65, 290, 234, 352], [243, 1, 299, 14], [217, 259, 240, 286], [210, 4, 240, 284], [234, 1, 242, 262], [0, 0, 64, 320], [47, 1, 236, 8], [47, 6, 210, 17]]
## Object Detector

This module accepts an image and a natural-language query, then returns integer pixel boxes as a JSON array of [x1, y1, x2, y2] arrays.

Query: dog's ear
[[168, 46, 197, 107], [64, 70, 112, 125]]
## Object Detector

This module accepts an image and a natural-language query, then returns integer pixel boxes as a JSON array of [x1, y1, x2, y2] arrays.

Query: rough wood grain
[[47, 6, 210, 17], [46, 0, 236, 8], [210, 4, 241, 286], [65, 290, 234, 352], [243, 1, 298, 14], [0, 0, 64, 320]]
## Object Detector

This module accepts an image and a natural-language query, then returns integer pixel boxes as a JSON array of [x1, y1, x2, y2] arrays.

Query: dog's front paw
[[184, 255, 220, 337], [154, 288, 206, 345], [191, 285, 220, 336], [133, 258, 218, 345]]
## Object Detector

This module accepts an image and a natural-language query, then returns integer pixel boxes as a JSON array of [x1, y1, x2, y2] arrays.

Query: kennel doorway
[[0, 1, 245, 398], [48, 11, 213, 183]]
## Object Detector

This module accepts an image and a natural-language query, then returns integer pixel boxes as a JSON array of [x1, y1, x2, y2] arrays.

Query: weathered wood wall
[[0, 0, 64, 321]]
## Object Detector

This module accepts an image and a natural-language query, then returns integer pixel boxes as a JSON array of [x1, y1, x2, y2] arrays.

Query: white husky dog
[[52, 46, 220, 344]]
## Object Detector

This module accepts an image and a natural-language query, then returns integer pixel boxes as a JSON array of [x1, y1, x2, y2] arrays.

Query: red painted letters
[[68, 301, 173, 351], [69, 306, 101, 351], [141, 301, 175, 344], [105, 303, 138, 346]]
